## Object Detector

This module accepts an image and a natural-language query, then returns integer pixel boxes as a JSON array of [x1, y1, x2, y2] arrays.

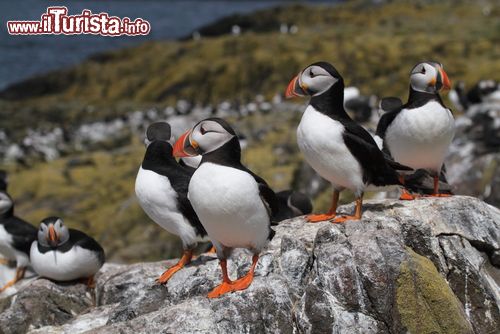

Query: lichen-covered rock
[[0, 196, 498, 334]]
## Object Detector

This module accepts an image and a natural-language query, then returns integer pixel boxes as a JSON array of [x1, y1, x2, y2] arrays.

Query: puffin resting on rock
[[173, 118, 277, 298], [286, 61, 413, 223]]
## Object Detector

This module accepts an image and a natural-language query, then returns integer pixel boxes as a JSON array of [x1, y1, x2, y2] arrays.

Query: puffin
[[30, 217, 104, 285], [0, 187, 37, 291], [376, 61, 454, 199], [173, 118, 278, 298], [135, 122, 208, 284], [285, 61, 412, 223], [273, 190, 313, 222]]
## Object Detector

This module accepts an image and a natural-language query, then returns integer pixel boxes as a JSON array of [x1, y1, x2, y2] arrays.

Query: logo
[[7, 6, 151, 36]]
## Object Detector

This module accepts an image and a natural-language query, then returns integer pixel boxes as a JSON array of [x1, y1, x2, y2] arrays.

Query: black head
[[409, 61, 451, 94], [286, 61, 343, 98], [38, 216, 70, 248], [145, 122, 172, 146], [173, 117, 238, 157]]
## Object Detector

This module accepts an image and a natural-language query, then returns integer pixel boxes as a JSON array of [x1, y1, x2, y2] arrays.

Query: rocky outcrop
[[0, 196, 498, 334]]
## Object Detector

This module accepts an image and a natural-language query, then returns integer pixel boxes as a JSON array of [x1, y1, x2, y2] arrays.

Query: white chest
[[0, 224, 15, 259], [297, 106, 364, 193], [385, 101, 455, 171], [188, 163, 270, 250], [135, 168, 182, 228], [30, 242, 102, 281]]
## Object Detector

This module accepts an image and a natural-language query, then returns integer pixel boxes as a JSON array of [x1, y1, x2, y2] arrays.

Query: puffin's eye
[[421, 67, 426, 74], [200, 126, 206, 135], [309, 69, 315, 78]]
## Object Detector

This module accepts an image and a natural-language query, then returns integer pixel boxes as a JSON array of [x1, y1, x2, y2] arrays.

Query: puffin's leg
[[332, 195, 363, 223], [425, 176, 452, 197], [207, 259, 234, 298], [307, 189, 339, 222], [229, 254, 259, 292], [86, 276, 96, 289], [399, 175, 418, 200], [0, 267, 26, 292], [156, 249, 193, 284]]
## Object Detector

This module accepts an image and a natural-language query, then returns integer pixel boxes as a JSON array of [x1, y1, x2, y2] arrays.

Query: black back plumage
[[36, 228, 105, 264], [0, 170, 7, 191], [141, 140, 207, 237], [310, 69, 410, 187], [0, 194, 37, 256]]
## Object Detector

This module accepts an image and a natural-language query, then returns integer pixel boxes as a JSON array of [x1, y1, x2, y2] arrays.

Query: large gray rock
[[1, 196, 498, 334]]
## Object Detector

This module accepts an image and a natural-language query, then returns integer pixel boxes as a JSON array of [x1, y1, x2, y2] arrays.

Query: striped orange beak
[[173, 130, 199, 158], [285, 74, 307, 98], [439, 67, 451, 91], [47, 225, 58, 246]]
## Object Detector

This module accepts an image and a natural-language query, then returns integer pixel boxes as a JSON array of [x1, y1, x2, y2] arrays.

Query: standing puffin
[[30, 217, 104, 284], [0, 188, 37, 291], [135, 122, 208, 284], [376, 61, 454, 199], [286, 61, 411, 223], [173, 118, 278, 298]]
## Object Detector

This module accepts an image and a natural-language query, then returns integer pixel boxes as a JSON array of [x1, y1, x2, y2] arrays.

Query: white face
[[190, 120, 234, 154], [38, 218, 70, 247], [410, 62, 439, 93], [0, 192, 12, 214], [299, 65, 338, 96]]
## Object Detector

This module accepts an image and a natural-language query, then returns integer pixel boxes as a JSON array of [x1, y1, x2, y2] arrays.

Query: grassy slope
[[1, 1, 499, 136], [1, 0, 499, 262]]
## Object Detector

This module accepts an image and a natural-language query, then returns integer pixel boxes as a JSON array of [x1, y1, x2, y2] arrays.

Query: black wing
[[342, 121, 403, 187], [376, 107, 403, 139], [68, 229, 105, 265], [240, 165, 279, 222], [3, 216, 37, 255]]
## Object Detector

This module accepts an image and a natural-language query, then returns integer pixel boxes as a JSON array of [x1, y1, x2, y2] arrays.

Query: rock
[[0, 196, 498, 333]]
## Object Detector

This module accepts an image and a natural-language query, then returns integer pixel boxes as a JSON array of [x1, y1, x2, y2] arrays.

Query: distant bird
[[0, 188, 37, 292], [135, 122, 208, 284], [376, 61, 454, 199], [30, 217, 104, 285], [173, 118, 278, 298], [286, 61, 411, 223], [273, 190, 313, 222], [344, 86, 376, 123], [466, 80, 499, 105]]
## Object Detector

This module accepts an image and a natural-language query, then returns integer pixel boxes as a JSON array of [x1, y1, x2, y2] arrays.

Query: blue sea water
[[0, 0, 334, 90]]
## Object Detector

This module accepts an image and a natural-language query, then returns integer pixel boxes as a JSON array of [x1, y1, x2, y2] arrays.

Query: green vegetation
[[1, 0, 499, 136], [1, 0, 499, 262], [396, 248, 472, 333]]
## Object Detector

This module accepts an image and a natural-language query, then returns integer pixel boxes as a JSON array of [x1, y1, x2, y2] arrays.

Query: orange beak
[[439, 67, 451, 91], [48, 225, 58, 246], [173, 130, 199, 158], [285, 74, 307, 98]]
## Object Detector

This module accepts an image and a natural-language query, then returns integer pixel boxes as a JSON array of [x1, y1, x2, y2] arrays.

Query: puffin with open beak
[[376, 61, 454, 199], [286, 61, 412, 223], [30, 217, 104, 286], [173, 118, 278, 298]]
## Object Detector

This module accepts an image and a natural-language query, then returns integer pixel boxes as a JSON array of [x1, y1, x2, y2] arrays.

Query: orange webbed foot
[[207, 281, 235, 298], [307, 213, 336, 223], [156, 264, 184, 284], [332, 215, 360, 223], [399, 192, 419, 200], [230, 272, 255, 292], [156, 250, 193, 285]]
